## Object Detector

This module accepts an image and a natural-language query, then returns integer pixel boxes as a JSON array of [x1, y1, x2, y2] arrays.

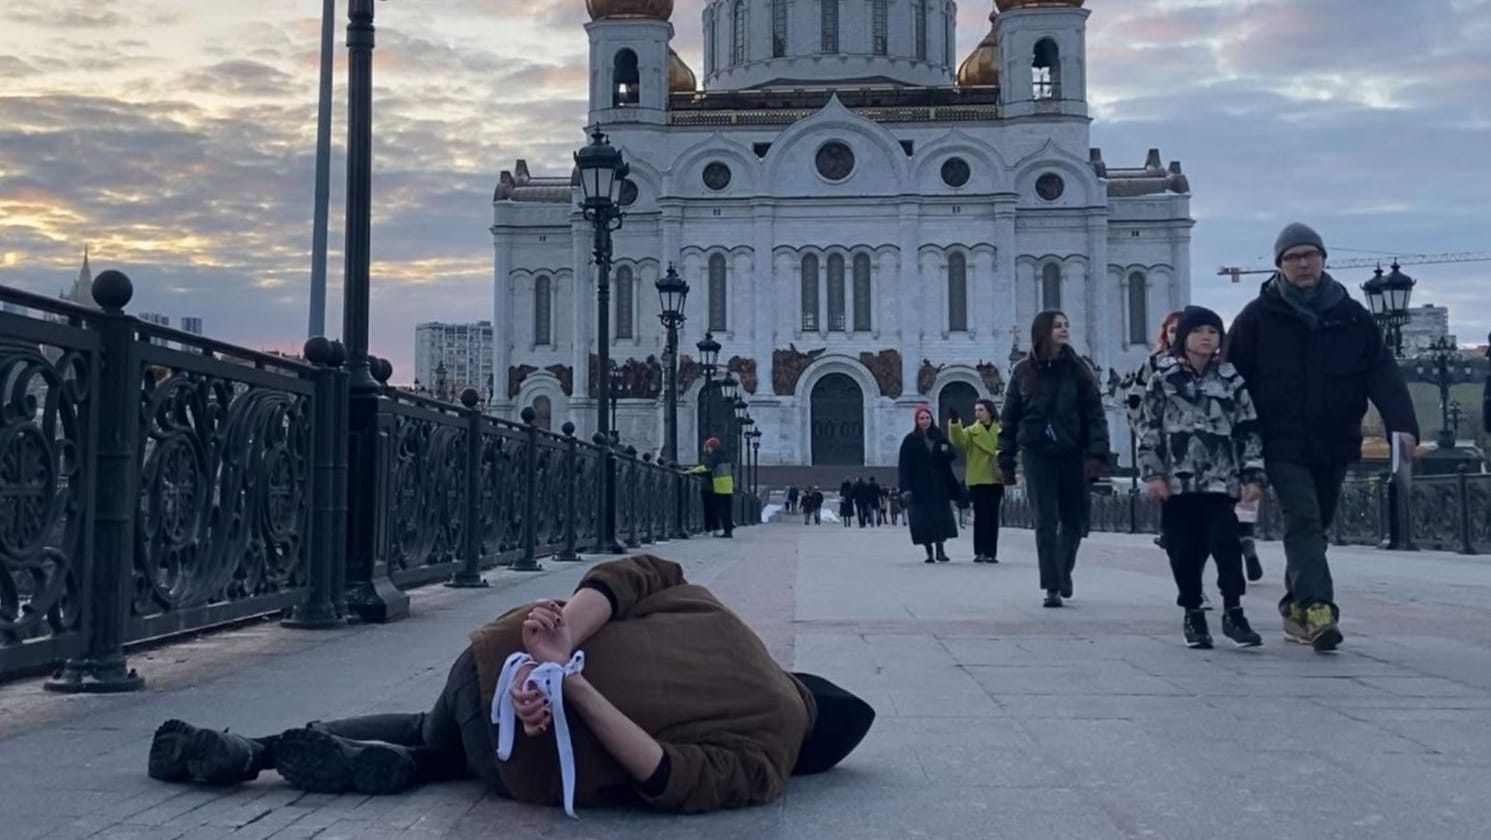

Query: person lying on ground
[[147, 555, 875, 815]]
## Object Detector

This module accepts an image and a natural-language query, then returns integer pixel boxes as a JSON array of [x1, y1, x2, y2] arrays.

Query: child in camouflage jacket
[[1137, 306, 1266, 650]]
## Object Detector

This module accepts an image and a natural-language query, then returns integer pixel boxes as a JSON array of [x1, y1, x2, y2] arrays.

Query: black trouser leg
[[1162, 496, 1210, 610], [702, 486, 718, 532], [1024, 453, 1083, 591], [1266, 461, 1348, 615], [970, 484, 1003, 558], [1203, 495, 1247, 608], [716, 493, 734, 535]]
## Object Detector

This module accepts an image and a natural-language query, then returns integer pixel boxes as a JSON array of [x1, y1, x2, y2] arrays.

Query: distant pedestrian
[[898, 406, 960, 564], [838, 479, 854, 527], [1226, 222, 1418, 651], [948, 399, 1004, 564], [802, 487, 823, 525], [998, 310, 1110, 607], [888, 488, 902, 526], [786, 486, 799, 514], [689, 438, 735, 538], [1137, 306, 1265, 649]]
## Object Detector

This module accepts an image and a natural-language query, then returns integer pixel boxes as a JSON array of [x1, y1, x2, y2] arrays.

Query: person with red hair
[[897, 405, 961, 563]]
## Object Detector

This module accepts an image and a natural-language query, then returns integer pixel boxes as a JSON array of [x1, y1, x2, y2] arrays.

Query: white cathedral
[[490, 0, 1193, 469]]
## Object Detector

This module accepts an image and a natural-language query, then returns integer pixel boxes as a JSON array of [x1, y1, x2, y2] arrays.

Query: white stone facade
[[491, 2, 1192, 468]]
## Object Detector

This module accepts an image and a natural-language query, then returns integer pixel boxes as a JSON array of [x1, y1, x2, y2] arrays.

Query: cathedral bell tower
[[994, 0, 1089, 120], [586, 0, 675, 127]]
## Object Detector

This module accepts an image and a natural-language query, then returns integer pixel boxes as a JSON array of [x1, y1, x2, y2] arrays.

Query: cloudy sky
[[2, 0, 1489, 381]]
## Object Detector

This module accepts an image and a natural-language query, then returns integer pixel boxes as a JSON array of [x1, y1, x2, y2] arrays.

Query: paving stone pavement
[[3, 522, 1491, 839]]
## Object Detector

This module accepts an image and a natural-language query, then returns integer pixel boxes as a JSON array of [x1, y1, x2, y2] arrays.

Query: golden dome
[[957, 24, 999, 87], [668, 49, 697, 93], [586, 0, 673, 20], [994, 0, 1084, 12]]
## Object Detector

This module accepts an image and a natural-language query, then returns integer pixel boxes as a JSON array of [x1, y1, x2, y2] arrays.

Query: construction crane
[[1218, 251, 1491, 283]]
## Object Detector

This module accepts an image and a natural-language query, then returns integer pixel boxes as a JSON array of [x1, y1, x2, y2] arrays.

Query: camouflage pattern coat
[[1137, 354, 1265, 498]]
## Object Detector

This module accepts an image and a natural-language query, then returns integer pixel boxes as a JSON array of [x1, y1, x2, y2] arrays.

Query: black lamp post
[[656, 263, 689, 463], [1483, 331, 1491, 436], [732, 396, 749, 476], [746, 426, 762, 496], [434, 359, 448, 401], [1416, 335, 1475, 450], [1362, 261, 1416, 357], [696, 332, 720, 455], [341, 0, 384, 396], [1448, 400, 1465, 439], [608, 360, 623, 431], [575, 124, 628, 553]]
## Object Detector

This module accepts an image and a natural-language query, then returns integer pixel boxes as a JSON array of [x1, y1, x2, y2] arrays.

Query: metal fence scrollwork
[[1, 271, 742, 690]]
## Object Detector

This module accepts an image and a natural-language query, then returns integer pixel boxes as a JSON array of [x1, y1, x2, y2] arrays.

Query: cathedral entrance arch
[[938, 381, 979, 428], [810, 374, 864, 466]]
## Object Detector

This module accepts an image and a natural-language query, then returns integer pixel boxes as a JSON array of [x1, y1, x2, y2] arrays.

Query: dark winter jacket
[[997, 348, 1111, 472], [1226, 274, 1419, 466], [1137, 355, 1265, 498], [897, 429, 960, 545]]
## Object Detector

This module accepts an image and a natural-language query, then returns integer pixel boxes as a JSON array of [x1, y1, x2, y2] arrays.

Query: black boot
[[935, 546, 950, 563], [274, 727, 418, 795], [1222, 606, 1263, 648], [1184, 609, 1213, 649], [149, 720, 269, 785], [1043, 590, 1063, 608]]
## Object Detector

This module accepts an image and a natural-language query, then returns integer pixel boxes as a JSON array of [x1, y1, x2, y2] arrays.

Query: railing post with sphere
[[511, 407, 543, 572], [46, 270, 144, 693], [1458, 465, 1475, 555], [625, 446, 642, 548], [447, 389, 489, 587], [284, 337, 347, 627], [556, 422, 582, 562]]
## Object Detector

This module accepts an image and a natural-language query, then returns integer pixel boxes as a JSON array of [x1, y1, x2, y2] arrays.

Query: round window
[[815, 142, 856, 181], [618, 179, 639, 206], [941, 157, 970, 188], [1035, 172, 1065, 201], [702, 162, 732, 191]]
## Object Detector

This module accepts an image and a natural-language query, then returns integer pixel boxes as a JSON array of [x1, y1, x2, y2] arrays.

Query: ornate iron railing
[[1, 273, 739, 689]]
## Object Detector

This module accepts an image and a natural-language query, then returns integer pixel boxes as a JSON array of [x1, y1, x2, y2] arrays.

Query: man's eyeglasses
[[1281, 250, 1323, 265]]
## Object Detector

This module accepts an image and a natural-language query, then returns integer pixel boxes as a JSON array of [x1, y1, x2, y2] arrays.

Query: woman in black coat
[[898, 406, 961, 564]]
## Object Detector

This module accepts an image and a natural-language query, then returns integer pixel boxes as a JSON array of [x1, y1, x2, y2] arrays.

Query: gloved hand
[[947, 407, 960, 423], [1084, 458, 1106, 482]]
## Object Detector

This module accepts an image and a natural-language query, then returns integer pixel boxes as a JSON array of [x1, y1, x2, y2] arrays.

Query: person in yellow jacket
[[947, 399, 1003, 563], [689, 437, 735, 538]]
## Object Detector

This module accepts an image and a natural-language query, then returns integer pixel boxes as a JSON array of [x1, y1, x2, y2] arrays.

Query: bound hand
[[1147, 478, 1170, 500], [509, 661, 551, 736], [522, 600, 572, 664]]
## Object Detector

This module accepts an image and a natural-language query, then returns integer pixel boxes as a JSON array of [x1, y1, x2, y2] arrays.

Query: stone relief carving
[[916, 359, 944, 396], [507, 364, 538, 399], [975, 361, 1005, 396], [858, 349, 903, 399], [727, 356, 758, 395], [677, 354, 699, 393], [546, 364, 573, 397], [588, 354, 664, 399], [772, 344, 827, 396]]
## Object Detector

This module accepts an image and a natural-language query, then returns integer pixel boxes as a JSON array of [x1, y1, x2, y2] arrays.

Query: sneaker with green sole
[[1282, 605, 1310, 645], [1304, 603, 1343, 652]]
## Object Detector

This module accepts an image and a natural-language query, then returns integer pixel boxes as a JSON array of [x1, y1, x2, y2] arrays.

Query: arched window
[[615, 265, 634, 340], [871, 0, 888, 55], [706, 11, 716, 73], [708, 253, 728, 332], [732, 0, 747, 65], [947, 252, 968, 332], [821, 0, 839, 54], [534, 274, 552, 346], [852, 252, 872, 332], [826, 253, 846, 332], [944, 11, 954, 66], [772, 0, 788, 57], [913, 0, 927, 61], [801, 254, 820, 332], [532, 395, 552, 431], [1033, 38, 1061, 100], [1041, 262, 1062, 310], [613, 49, 639, 106], [1127, 271, 1149, 345]]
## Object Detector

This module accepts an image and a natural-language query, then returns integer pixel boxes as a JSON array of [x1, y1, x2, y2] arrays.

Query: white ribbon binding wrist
[[492, 651, 587, 819]]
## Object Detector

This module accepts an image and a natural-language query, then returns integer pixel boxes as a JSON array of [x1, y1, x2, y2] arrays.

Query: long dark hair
[[974, 398, 998, 425], [1019, 310, 1097, 394]]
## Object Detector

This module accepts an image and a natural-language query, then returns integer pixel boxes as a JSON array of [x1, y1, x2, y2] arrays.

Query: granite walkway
[[3, 521, 1490, 839]]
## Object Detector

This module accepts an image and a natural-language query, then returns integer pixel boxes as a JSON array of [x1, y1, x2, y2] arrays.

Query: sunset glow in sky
[[2, 0, 1489, 378]]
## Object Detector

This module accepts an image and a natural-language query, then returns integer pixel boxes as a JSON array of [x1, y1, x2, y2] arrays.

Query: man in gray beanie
[[1225, 223, 1418, 652]]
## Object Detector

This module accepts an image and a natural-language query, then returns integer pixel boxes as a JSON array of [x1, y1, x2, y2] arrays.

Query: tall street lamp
[[575, 125, 628, 553], [1362, 261, 1416, 357], [608, 360, 623, 431], [342, 0, 384, 395], [1416, 335, 1475, 450], [696, 332, 720, 456], [1483, 331, 1491, 436], [732, 395, 749, 476], [746, 426, 762, 496], [656, 263, 689, 463]]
